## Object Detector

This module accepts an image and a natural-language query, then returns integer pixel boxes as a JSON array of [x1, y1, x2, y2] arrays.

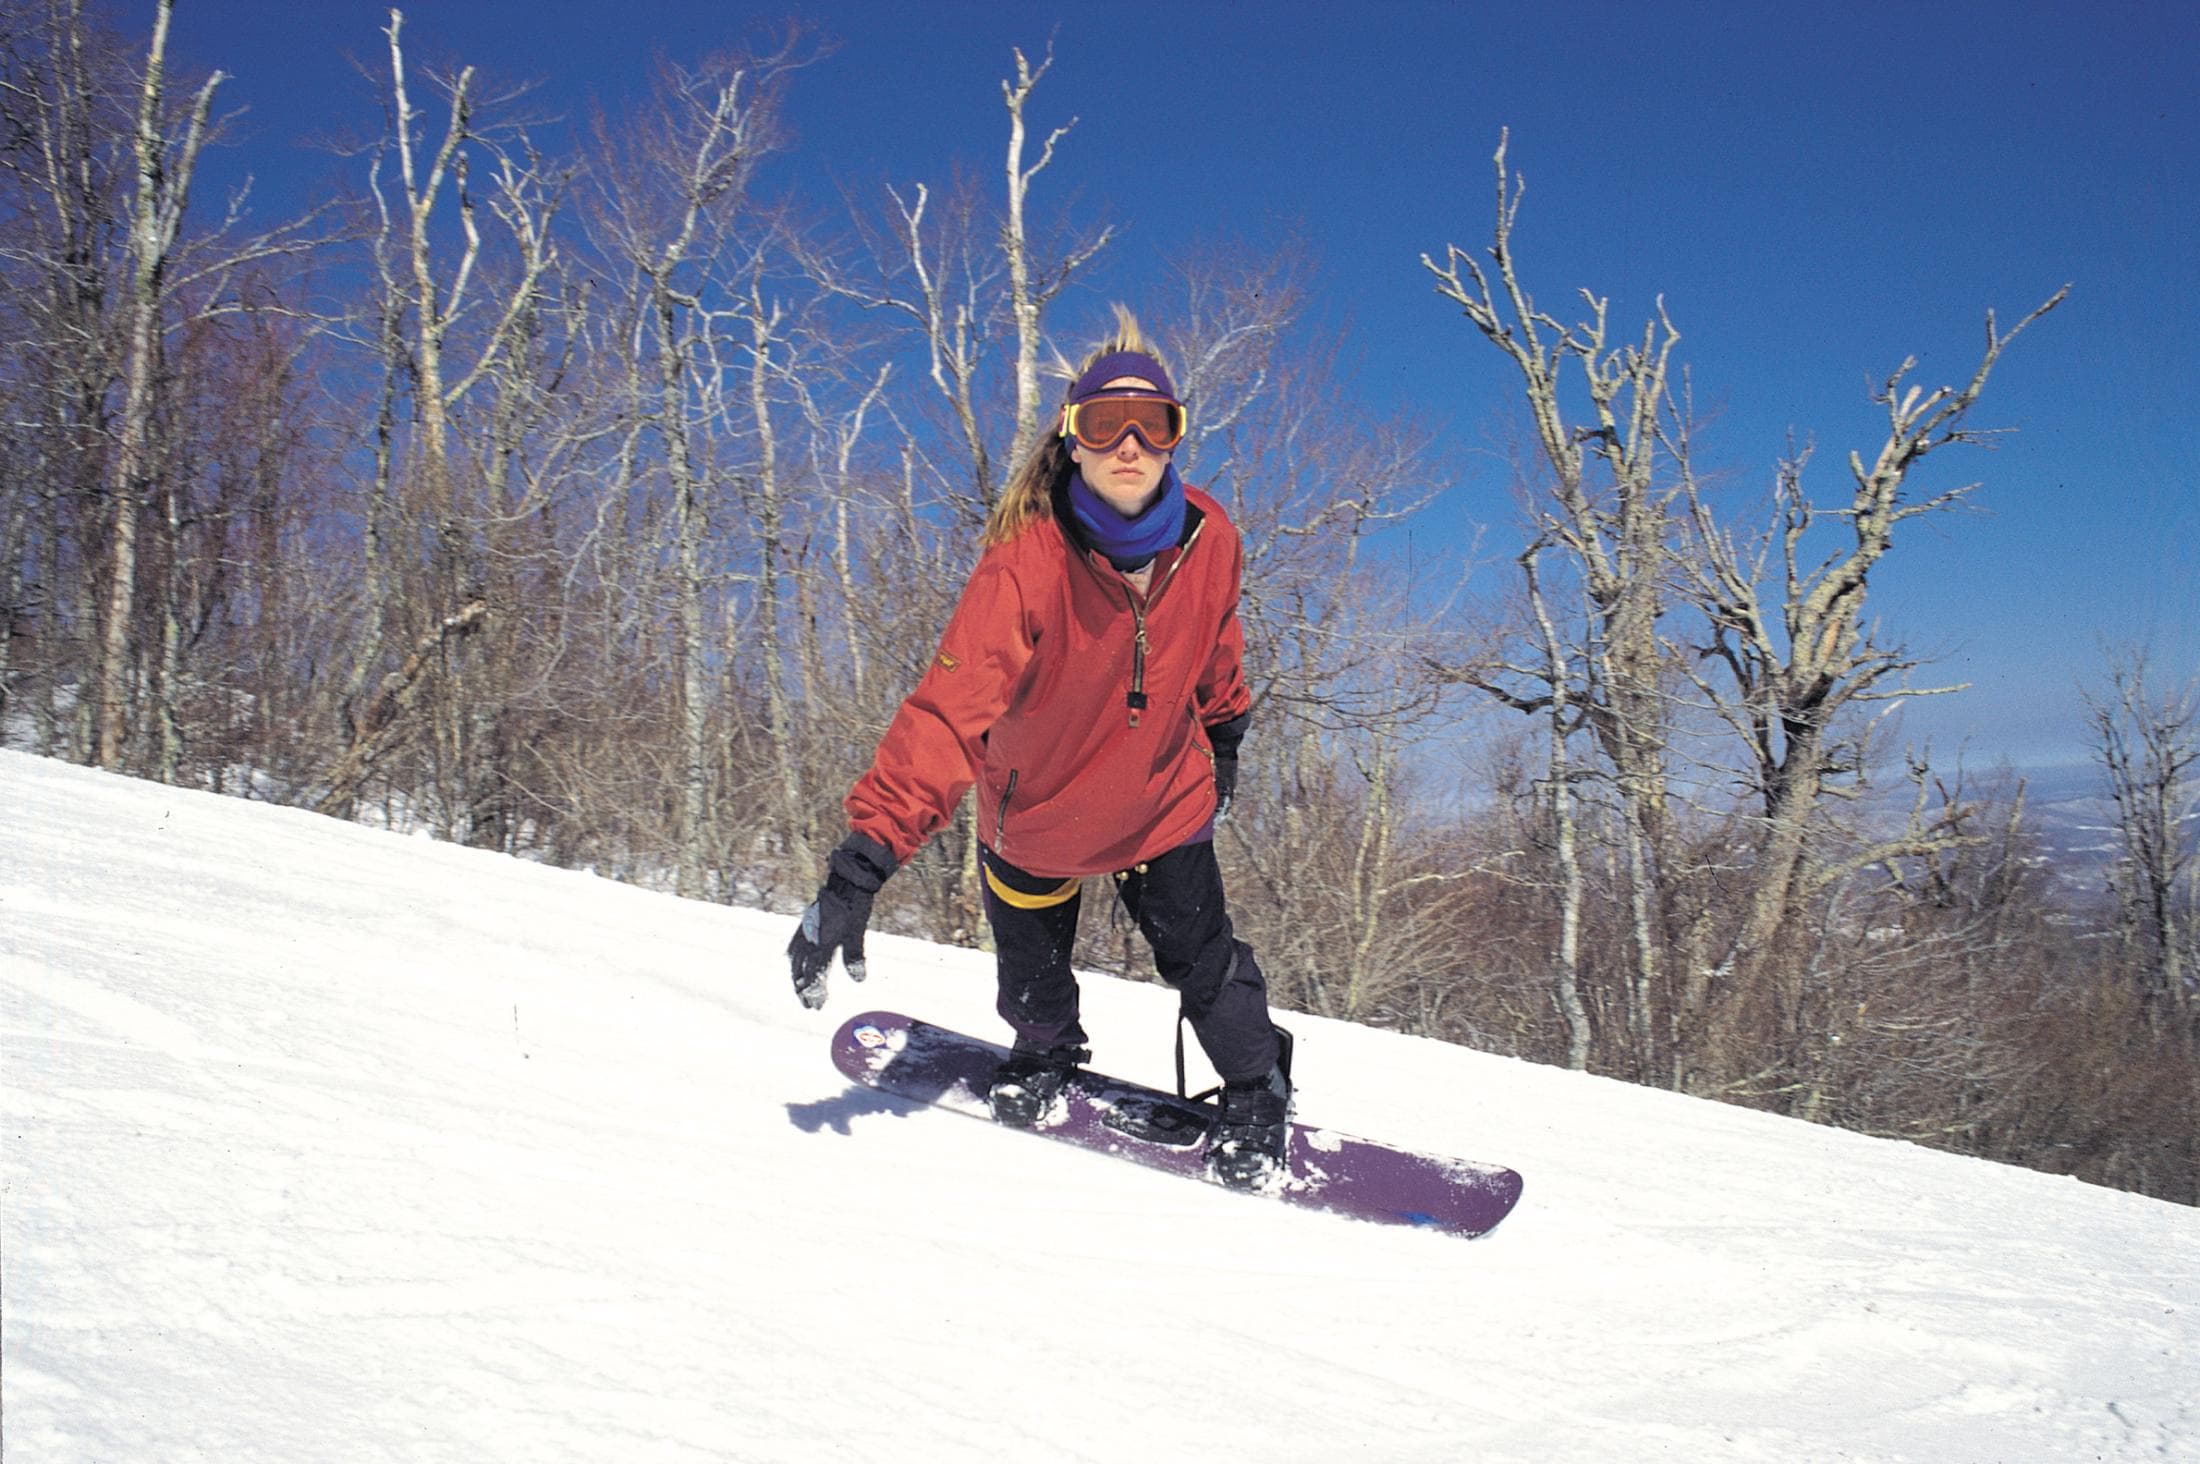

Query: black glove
[[788, 832, 896, 1010], [1208, 712, 1250, 823]]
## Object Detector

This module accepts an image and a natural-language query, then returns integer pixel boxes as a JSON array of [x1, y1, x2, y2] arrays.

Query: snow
[[2, 747, 2194, 1463]]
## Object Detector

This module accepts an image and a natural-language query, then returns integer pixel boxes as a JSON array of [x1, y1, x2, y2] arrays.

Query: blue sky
[[170, 0, 2195, 779]]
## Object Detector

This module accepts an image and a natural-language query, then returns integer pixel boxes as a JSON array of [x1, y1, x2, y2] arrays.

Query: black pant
[[980, 840, 1280, 1083]]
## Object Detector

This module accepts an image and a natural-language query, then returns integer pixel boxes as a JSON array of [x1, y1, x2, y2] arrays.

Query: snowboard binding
[[986, 1043, 1092, 1128]]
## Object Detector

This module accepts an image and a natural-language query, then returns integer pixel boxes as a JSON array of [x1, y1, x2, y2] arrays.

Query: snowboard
[[829, 1010, 1524, 1238]]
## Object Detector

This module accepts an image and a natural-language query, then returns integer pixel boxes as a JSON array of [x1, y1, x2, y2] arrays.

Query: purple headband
[[1067, 350, 1178, 404]]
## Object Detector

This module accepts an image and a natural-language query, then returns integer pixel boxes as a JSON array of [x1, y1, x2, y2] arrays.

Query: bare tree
[[2, 2, 325, 774], [1677, 289, 2065, 1064], [0, 0, 324, 775], [1425, 131, 2065, 1098], [317, 8, 564, 819], [90, 0, 219, 767], [1423, 131, 1684, 1081], [584, 42, 802, 895], [2085, 649, 2198, 1031], [810, 40, 1110, 514], [1, 0, 128, 758]]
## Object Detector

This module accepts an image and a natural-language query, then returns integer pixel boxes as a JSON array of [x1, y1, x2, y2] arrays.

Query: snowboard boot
[[986, 1041, 1091, 1128], [1208, 1026, 1294, 1191]]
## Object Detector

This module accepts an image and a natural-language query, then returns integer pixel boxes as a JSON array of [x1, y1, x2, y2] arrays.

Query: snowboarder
[[787, 307, 1293, 1188]]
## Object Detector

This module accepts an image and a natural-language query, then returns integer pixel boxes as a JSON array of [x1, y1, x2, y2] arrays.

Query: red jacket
[[846, 485, 1252, 878]]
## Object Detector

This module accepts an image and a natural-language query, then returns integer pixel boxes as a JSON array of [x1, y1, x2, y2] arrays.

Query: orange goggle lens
[[1060, 395, 1186, 453]]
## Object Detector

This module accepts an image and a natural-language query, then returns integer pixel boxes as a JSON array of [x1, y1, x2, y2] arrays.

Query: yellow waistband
[[984, 865, 1082, 910]]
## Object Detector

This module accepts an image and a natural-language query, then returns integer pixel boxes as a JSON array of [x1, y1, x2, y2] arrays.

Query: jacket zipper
[[1117, 519, 1204, 729], [996, 768, 1019, 847]]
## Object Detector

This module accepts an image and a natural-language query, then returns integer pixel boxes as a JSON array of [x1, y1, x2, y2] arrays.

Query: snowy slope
[[2, 748, 2193, 1463]]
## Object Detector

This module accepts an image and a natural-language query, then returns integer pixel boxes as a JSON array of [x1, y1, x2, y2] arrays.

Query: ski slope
[[3, 748, 2193, 1462]]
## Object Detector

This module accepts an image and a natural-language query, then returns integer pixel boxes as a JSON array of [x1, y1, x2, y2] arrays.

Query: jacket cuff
[[829, 831, 899, 893], [1205, 710, 1251, 759]]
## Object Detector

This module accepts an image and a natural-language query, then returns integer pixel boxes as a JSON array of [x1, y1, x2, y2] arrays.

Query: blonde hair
[[982, 305, 1178, 548]]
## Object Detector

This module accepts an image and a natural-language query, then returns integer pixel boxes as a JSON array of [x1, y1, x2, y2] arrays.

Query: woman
[[786, 308, 1293, 1189]]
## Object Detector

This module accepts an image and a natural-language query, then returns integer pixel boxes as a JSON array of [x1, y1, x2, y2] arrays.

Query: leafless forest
[[4, 2, 2192, 1202]]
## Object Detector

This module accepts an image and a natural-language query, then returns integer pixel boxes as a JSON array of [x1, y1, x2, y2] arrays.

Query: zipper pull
[[1128, 622, 1149, 726]]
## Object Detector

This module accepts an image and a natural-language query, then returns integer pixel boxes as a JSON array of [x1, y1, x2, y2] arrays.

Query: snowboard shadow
[[785, 1084, 929, 1136]]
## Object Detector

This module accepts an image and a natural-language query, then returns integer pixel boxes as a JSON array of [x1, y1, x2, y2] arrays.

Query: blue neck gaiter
[[1068, 463, 1186, 571]]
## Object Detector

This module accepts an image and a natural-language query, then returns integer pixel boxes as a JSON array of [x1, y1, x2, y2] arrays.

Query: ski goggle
[[1059, 393, 1187, 453]]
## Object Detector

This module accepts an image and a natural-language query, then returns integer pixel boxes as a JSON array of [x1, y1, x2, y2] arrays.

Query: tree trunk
[[747, 293, 808, 873], [1001, 51, 1045, 469], [96, 0, 196, 768], [653, 289, 711, 899], [1524, 547, 1592, 1070], [155, 469, 186, 783]]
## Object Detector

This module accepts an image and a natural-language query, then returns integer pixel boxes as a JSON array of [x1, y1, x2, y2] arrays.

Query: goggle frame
[[1059, 393, 1188, 454]]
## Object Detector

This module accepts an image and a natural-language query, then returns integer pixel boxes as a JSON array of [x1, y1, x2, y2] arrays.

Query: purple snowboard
[[830, 1010, 1523, 1238]]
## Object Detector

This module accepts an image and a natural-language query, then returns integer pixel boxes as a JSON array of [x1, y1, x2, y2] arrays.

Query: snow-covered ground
[[3, 748, 2194, 1462]]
